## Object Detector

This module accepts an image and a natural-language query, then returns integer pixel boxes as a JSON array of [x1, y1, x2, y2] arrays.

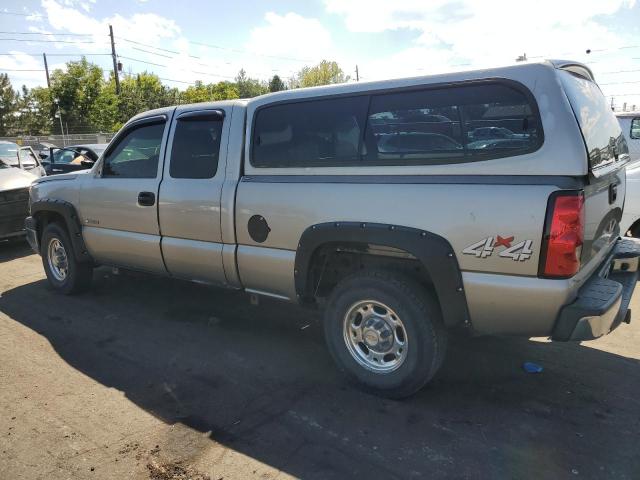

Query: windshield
[[52, 149, 81, 164], [18, 148, 37, 164], [0, 143, 19, 158]]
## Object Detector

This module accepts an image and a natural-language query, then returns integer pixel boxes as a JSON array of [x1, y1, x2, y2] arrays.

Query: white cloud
[[246, 12, 332, 63], [41, 0, 180, 49], [0, 51, 65, 88], [325, 0, 637, 67], [325, 0, 640, 107]]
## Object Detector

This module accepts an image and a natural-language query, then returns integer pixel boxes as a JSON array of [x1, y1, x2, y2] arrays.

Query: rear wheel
[[324, 270, 447, 398], [41, 222, 92, 294]]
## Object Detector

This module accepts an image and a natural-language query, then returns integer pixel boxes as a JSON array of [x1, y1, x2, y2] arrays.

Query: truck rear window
[[559, 71, 629, 173], [251, 81, 542, 168]]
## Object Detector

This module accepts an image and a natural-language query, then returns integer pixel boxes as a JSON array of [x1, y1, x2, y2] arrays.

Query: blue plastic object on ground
[[523, 362, 543, 373]]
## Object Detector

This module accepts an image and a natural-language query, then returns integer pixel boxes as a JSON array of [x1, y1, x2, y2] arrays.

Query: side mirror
[[80, 159, 95, 169], [39, 152, 48, 159]]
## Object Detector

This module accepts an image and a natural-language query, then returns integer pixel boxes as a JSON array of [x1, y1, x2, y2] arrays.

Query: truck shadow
[[1, 269, 639, 479], [0, 238, 33, 264]]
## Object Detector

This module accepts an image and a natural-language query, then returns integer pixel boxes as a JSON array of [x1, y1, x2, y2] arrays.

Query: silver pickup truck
[[25, 59, 640, 397]]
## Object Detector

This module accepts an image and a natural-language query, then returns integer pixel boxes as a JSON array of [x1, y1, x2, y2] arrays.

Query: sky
[[1, 0, 640, 110]]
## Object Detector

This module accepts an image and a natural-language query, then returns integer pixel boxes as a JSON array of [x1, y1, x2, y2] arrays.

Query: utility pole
[[355, 65, 359, 82], [109, 24, 120, 94], [43, 53, 50, 88]]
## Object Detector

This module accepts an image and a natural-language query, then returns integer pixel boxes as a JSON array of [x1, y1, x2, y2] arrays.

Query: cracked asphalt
[[1, 239, 639, 479]]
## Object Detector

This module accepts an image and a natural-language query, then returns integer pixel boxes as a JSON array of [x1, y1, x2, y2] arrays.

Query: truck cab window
[[170, 116, 223, 179], [102, 123, 165, 178]]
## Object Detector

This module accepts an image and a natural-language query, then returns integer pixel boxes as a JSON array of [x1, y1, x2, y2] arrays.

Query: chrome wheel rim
[[343, 300, 408, 373], [47, 238, 68, 282]]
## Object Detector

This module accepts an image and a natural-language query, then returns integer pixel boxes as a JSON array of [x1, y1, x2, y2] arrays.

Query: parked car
[[617, 112, 640, 236], [0, 161, 36, 240], [0, 141, 46, 177], [25, 59, 640, 398], [34, 142, 58, 161], [42, 144, 108, 175]]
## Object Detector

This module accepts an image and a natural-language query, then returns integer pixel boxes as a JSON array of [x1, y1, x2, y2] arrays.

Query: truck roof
[[129, 59, 592, 125]]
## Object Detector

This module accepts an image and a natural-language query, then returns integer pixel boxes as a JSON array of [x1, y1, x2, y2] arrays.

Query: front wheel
[[324, 270, 447, 399], [41, 222, 92, 294]]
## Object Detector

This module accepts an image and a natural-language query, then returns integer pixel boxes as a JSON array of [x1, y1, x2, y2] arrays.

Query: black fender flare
[[30, 199, 92, 263], [294, 222, 470, 328]]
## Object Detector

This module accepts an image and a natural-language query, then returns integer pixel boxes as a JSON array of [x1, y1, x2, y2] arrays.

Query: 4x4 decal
[[463, 235, 533, 261]]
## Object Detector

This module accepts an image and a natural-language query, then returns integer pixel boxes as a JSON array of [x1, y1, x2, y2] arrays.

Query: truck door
[[157, 108, 229, 285], [79, 115, 170, 273]]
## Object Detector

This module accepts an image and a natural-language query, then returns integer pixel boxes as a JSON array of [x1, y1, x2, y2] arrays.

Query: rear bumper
[[552, 238, 640, 341]]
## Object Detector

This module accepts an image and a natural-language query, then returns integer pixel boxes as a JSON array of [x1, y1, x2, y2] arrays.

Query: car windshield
[[53, 148, 80, 164], [0, 143, 19, 158]]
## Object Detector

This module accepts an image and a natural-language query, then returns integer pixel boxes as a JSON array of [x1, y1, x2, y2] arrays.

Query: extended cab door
[[157, 108, 229, 285], [79, 114, 170, 273]]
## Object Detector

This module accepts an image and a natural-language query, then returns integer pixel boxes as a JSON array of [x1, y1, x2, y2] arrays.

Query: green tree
[[235, 69, 268, 98], [268, 75, 286, 93], [117, 72, 173, 123], [89, 76, 119, 132], [49, 57, 104, 133], [13, 85, 52, 135], [294, 60, 349, 88], [180, 80, 239, 104], [0, 73, 18, 136]]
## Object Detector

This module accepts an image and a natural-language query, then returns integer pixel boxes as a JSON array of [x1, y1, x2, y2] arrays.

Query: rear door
[[157, 108, 229, 285], [558, 70, 629, 269]]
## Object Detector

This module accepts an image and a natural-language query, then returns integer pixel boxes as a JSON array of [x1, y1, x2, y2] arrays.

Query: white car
[[617, 113, 640, 236]]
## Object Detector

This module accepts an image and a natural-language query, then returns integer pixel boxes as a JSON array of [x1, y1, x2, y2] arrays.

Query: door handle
[[137, 191, 155, 206]]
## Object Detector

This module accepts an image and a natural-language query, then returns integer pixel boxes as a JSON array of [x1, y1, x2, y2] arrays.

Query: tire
[[323, 270, 447, 399], [41, 222, 93, 294]]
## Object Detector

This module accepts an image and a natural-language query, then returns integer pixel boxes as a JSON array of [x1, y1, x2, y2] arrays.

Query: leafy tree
[[117, 72, 172, 123], [89, 76, 119, 132], [235, 69, 268, 98], [0, 73, 18, 136], [181, 80, 239, 104], [49, 57, 104, 133], [294, 60, 349, 88], [268, 75, 286, 93], [13, 85, 52, 135]]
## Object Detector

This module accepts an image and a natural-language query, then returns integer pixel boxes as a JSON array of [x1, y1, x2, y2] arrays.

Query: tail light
[[540, 191, 585, 278]]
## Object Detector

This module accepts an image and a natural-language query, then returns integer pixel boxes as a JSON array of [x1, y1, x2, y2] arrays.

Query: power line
[[117, 35, 313, 63], [0, 11, 44, 17], [119, 38, 181, 55], [131, 46, 174, 59], [119, 55, 168, 68], [600, 80, 640, 86], [0, 30, 95, 36], [119, 54, 237, 80], [0, 52, 111, 56], [0, 37, 100, 44], [2, 68, 45, 71]]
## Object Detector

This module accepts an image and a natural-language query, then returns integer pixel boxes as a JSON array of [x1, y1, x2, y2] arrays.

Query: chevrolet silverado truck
[[25, 60, 640, 397]]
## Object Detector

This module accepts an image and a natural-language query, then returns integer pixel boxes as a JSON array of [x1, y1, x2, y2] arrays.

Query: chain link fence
[[0, 133, 116, 149]]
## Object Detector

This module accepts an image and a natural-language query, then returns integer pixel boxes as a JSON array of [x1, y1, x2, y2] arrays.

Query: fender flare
[[30, 199, 92, 263], [294, 222, 470, 328]]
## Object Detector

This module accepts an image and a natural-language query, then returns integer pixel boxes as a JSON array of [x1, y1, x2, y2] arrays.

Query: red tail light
[[540, 192, 585, 278]]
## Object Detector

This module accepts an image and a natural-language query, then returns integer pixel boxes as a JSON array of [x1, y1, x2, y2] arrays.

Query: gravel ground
[[1, 239, 639, 479]]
